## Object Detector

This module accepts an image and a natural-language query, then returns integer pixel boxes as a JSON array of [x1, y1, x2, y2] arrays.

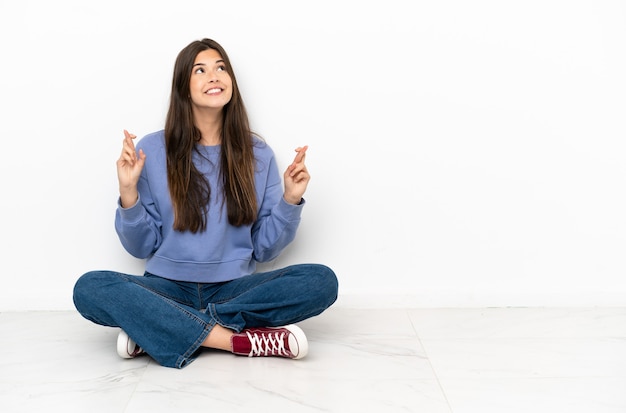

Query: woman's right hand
[[116, 129, 146, 208]]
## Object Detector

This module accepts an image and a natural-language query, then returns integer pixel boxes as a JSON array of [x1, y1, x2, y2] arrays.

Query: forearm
[[115, 199, 162, 259], [252, 198, 304, 262], [119, 187, 139, 208]]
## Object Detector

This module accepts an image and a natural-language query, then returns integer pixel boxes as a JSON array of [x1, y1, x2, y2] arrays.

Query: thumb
[[137, 149, 147, 165]]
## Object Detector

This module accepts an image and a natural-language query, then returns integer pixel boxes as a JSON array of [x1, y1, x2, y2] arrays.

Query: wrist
[[119, 189, 139, 209], [283, 195, 303, 205]]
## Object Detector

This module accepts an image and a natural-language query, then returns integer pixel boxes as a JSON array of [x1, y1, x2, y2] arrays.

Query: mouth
[[205, 88, 223, 95]]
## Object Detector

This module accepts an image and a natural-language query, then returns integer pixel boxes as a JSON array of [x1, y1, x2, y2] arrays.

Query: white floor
[[1, 306, 625, 413]]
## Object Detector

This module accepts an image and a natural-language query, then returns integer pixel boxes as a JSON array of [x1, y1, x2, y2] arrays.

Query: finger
[[123, 131, 138, 152], [121, 142, 136, 165], [122, 130, 139, 164], [137, 148, 146, 164], [289, 162, 308, 177], [124, 132, 137, 147], [124, 129, 137, 140], [294, 145, 308, 164], [290, 169, 310, 183], [296, 145, 309, 160]]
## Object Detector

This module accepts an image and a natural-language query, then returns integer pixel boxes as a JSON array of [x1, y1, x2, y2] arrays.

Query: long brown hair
[[164, 38, 258, 233]]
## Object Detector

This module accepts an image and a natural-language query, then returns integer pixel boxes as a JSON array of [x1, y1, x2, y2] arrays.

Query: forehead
[[194, 49, 224, 64]]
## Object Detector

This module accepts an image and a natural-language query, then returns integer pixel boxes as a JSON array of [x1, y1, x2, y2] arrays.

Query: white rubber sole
[[116, 329, 136, 359], [282, 324, 308, 359]]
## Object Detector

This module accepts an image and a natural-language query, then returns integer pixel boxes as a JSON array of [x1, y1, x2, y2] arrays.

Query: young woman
[[73, 38, 338, 369]]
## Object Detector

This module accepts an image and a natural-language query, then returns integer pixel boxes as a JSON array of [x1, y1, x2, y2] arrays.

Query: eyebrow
[[193, 59, 225, 67]]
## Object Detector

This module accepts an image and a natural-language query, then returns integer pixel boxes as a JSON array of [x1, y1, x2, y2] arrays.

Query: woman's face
[[189, 49, 233, 112]]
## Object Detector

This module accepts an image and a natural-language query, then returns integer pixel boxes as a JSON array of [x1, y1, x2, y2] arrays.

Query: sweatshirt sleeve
[[114, 174, 163, 259], [250, 148, 304, 262]]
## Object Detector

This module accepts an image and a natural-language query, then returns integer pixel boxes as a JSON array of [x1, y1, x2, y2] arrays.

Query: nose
[[206, 71, 218, 82]]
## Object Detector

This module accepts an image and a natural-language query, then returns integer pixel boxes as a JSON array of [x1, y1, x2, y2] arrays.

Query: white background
[[1, 0, 624, 310]]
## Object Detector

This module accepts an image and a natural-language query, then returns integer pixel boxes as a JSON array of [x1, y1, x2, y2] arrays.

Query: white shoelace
[[246, 330, 288, 357]]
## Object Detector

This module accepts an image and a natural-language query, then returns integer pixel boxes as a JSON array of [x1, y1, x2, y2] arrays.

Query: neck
[[193, 107, 223, 146]]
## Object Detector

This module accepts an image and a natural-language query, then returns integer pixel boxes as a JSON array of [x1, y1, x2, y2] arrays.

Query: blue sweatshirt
[[115, 130, 304, 283]]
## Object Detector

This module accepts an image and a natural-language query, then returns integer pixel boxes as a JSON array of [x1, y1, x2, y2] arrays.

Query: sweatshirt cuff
[[277, 197, 305, 221], [117, 195, 144, 223]]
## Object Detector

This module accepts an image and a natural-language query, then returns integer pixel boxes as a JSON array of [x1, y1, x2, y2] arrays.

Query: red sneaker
[[231, 324, 308, 359]]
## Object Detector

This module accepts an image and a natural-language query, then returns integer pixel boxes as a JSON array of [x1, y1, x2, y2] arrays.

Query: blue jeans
[[73, 264, 338, 368]]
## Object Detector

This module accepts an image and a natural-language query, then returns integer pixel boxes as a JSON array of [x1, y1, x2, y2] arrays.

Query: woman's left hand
[[283, 145, 310, 205]]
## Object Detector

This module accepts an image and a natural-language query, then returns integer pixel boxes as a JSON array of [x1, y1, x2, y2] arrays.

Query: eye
[[194, 67, 205, 74], [217, 65, 226, 72]]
